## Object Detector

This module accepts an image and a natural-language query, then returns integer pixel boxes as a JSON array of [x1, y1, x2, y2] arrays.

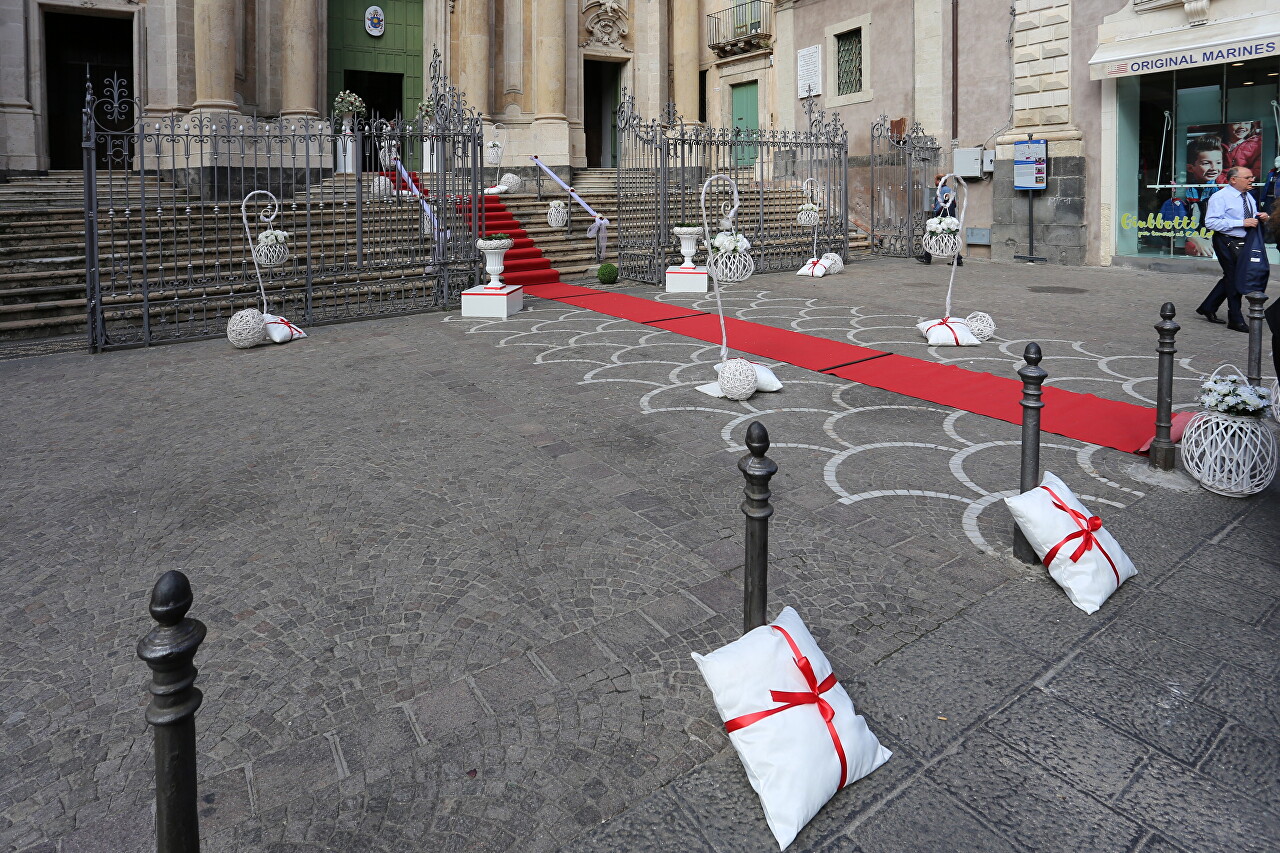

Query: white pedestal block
[[461, 284, 523, 318], [665, 265, 709, 293]]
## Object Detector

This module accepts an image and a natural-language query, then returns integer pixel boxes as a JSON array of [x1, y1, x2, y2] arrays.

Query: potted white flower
[[254, 228, 290, 268], [1180, 367, 1277, 497], [798, 202, 821, 227], [332, 90, 365, 174], [705, 230, 754, 283], [547, 199, 569, 228], [476, 232, 515, 289], [671, 222, 703, 268], [922, 214, 962, 258]]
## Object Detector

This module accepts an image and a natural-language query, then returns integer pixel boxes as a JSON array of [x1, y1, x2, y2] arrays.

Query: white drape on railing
[[392, 158, 441, 234], [528, 155, 610, 257]]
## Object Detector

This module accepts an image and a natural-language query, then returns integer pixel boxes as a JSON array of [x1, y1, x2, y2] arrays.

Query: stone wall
[[991, 150, 1085, 265]]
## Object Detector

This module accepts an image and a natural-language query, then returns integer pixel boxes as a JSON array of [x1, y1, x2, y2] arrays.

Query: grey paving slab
[[2, 257, 1279, 852]]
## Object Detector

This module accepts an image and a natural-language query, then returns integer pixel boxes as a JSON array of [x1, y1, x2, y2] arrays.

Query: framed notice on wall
[[797, 45, 821, 99], [1013, 139, 1047, 190]]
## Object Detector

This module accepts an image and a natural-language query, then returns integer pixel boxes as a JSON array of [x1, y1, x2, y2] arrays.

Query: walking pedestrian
[[916, 174, 963, 266], [1196, 166, 1269, 331]]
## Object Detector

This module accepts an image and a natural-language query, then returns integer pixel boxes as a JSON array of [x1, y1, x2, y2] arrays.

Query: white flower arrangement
[[416, 100, 432, 119], [548, 200, 567, 209], [256, 229, 290, 246], [799, 202, 820, 213], [1199, 374, 1272, 416], [333, 90, 367, 117], [707, 230, 751, 255], [925, 215, 960, 235]]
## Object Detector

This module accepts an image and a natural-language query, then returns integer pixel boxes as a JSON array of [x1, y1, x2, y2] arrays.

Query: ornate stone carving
[[581, 0, 630, 51], [1183, 0, 1210, 25]]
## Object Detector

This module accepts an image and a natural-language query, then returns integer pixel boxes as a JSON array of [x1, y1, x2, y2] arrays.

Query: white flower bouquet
[[548, 200, 567, 209], [1199, 374, 1272, 417], [799, 202, 820, 213], [256, 229, 290, 246], [707, 230, 751, 255], [333, 90, 366, 117], [925, 215, 960, 235]]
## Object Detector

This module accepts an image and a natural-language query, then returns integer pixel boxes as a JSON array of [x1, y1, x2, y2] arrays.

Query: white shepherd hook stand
[[226, 190, 307, 348], [917, 174, 995, 346], [697, 175, 763, 400]]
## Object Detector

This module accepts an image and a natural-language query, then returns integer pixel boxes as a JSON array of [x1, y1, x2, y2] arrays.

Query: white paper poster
[[797, 45, 822, 99]]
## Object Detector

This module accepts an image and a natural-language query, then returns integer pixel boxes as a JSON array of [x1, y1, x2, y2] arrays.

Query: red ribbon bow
[[267, 317, 303, 338], [927, 317, 961, 345], [723, 625, 849, 789], [1040, 485, 1119, 585]]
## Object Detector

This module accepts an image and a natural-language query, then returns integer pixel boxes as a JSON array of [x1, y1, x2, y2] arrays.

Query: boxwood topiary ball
[[597, 263, 619, 285]]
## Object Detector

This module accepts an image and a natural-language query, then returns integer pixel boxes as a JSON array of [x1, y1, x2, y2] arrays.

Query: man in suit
[[1197, 166, 1269, 331]]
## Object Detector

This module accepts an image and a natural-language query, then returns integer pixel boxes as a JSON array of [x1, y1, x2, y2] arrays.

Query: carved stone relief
[[581, 0, 630, 51]]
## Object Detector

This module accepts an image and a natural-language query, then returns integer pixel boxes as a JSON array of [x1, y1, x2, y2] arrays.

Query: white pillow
[[263, 313, 307, 344], [796, 258, 828, 277], [692, 606, 892, 850], [1004, 472, 1137, 614], [714, 361, 783, 392], [916, 316, 980, 346]]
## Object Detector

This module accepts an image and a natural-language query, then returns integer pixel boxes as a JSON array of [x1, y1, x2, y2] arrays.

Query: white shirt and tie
[[1205, 185, 1258, 238]]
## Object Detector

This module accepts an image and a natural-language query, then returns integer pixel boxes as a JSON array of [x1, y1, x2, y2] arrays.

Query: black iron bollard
[[1150, 303, 1180, 471], [1014, 344, 1047, 564], [138, 571, 206, 853], [1246, 291, 1268, 387], [739, 421, 778, 633]]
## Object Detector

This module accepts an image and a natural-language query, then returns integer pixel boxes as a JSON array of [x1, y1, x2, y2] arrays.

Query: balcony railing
[[707, 1, 773, 58]]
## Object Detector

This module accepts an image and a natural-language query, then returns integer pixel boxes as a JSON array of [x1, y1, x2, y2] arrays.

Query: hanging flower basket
[[484, 142, 504, 167], [798, 204, 821, 227], [707, 231, 754, 283], [253, 229, 291, 268], [547, 200, 568, 228], [922, 231, 960, 258], [1179, 367, 1277, 497]]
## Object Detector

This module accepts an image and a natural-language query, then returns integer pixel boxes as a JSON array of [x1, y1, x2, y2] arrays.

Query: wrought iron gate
[[869, 115, 940, 257], [616, 91, 848, 284], [82, 49, 483, 351]]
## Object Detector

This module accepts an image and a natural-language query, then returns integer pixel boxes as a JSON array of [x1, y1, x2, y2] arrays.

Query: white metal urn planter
[[672, 226, 703, 268], [547, 200, 568, 228], [477, 236, 515, 289], [1179, 366, 1277, 497]]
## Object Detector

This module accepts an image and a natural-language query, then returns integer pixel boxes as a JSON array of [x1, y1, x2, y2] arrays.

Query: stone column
[[192, 0, 238, 112], [532, 0, 569, 173], [671, 0, 700, 121], [457, 0, 491, 116], [0, 6, 39, 171], [281, 0, 319, 117]]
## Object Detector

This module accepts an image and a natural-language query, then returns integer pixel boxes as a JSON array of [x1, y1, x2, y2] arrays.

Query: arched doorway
[[44, 11, 133, 169]]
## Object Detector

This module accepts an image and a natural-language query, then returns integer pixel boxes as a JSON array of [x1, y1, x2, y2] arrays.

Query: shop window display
[[1116, 58, 1280, 261]]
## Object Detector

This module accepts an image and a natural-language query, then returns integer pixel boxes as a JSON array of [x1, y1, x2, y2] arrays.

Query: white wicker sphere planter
[[797, 209, 820, 227], [546, 206, 568, 228], [253, 242, 289, 268], [483, 146, 503, 166], [820, 252, 844, 274], [965, 311, 996, 341], [718, 358, 759, 401], [922, 231, 960, 258], [227, 308, 267, 349], [708, 250, 755, 284], [1179, 411, 1278, 497], [498, 173, 522, 193]]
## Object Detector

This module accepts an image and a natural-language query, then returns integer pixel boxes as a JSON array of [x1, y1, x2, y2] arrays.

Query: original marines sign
[[365, 6, 385, 37], [1092, 38, 1278, 79]]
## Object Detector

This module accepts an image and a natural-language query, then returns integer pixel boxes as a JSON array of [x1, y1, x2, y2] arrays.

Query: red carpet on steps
[[478, 199, 1156, 454]]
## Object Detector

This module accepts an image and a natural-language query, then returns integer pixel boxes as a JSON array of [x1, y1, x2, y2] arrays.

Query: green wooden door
[[327, 0, 423, 121], [731, 81, 759, 167]]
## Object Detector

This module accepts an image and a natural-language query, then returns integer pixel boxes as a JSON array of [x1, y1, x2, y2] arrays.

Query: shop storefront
[[1094, 6, 1280, 265]]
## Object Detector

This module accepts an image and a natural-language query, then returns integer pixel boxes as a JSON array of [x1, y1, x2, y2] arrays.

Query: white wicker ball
[[1180, 411, 1278, 497], [718, 358, 759, 401], [965, 311, 996, 341], [709, 250, 754, 284], [922, 232, 960, 258], [499, 173, 522, 193], [227, 308, 266, 349], [820, 252, 844, 274]]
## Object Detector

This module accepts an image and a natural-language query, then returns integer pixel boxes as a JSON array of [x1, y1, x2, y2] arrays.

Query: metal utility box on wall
[[953, 147, 983, 178], [982, 149, 996, 173]]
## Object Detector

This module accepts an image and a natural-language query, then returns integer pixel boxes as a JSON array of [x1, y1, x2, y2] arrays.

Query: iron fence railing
[[616, 90, 848, 285], [707, 1, 773, 56], [81, 50, 484, 351], [869, 115, 940, 258]]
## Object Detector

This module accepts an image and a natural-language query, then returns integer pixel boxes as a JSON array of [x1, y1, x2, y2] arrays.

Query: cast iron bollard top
[[138, 570, 207, 728], [1019, 342, 1045, 378]]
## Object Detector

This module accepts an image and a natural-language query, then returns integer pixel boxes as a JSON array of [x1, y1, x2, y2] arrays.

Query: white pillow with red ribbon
[[916, 316, 980, 346], [796, 258, 828, 277], [263, 313, 307, 344], [1004, 471, 1137, 614], [692, 606, 892, 850]]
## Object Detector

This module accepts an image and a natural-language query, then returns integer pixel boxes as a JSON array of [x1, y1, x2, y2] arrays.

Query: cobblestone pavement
[[2, 256, 1277, 852]]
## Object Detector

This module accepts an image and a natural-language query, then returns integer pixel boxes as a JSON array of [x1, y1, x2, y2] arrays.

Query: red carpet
[[482, 199, 1157, 454]]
